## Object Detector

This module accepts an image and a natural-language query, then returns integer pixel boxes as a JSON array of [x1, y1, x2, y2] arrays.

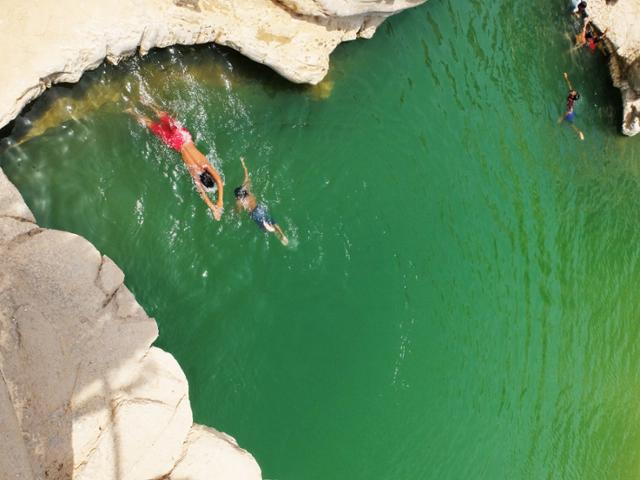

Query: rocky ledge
[[0, 0, 426, 130], [588, 0, 640, 136], [0, 167, 261, 479], [0, 1, 427, 479]]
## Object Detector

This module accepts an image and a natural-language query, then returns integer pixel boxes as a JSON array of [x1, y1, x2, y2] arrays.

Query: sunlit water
[[3, 1, 640, 478]]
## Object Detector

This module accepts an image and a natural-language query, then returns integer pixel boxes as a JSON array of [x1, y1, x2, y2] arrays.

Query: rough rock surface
[[277, 0, 425, 17], [169, 425, 262, 480], [588, 0, 640, 136], [0, 0, 426, 130], [0, 166, 261, 479]]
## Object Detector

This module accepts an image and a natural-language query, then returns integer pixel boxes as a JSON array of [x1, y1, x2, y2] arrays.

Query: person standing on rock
[[234, 157, 288, 246], [560, 72, 585, 141], [572, 1, 588, 21], [128, 103, 224, 220]]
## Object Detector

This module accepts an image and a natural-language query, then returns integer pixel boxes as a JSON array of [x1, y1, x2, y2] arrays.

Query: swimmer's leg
[[262, 221, 276, 233], [571, 124, 585, 140], [274, 224, 289, 246]]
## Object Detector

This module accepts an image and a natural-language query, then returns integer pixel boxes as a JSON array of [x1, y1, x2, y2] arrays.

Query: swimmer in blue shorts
[[235, 157, 289, 246], [561, 72, 585, 140]]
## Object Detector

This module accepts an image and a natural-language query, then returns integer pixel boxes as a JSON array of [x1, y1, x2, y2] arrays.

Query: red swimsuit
[[148, 114, 192, 152]]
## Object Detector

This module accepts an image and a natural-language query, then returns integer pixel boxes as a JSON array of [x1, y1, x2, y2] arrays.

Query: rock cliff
[[276, 0, 424, 17], [0, 167, 261, 479], [0, 0, 426, 131], [588, 0, 640, 136]]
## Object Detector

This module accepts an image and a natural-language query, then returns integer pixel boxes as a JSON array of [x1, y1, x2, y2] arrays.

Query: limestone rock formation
[[0, 167, 261, 479], [169, 425, 262, 480], [588, 0, 640, 136], [0, 0, 427, 130], [277, 0, 425, 17]]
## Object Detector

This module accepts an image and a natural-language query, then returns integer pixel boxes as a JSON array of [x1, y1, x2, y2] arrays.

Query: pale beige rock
[[169, 424, 262, 480], [96, 256, 125, 300], [278, 0, 424, 17], [0, 168, 35, 223], [0, 183, 260, 479], [0, 0, 426, 130], [0, 218, 39, 250], [0, 374, 34, 480], [587, 0, 640, 136], [72, 348, 192, 480]]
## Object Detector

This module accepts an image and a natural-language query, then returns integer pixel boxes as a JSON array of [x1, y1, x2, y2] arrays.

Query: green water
[[3, 1, 640, 478]]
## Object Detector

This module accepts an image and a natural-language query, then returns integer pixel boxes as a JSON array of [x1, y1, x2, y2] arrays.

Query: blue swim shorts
[[250, 204, 275, 231]]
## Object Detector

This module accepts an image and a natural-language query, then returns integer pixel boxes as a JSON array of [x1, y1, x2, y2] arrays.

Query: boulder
[[0, 0, 427, 130], [0, 166, 260, 478], [587, 0, 640, 136], [169, 424, 262, 480]]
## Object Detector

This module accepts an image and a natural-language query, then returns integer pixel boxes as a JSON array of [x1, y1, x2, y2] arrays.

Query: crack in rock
[[5, 228, 44, 250], [0, 214, 36, 224]]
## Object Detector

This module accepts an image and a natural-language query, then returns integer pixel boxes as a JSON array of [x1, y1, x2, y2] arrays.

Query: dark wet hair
[[234, 186, 248, 199], [200, 171, 215, 189]]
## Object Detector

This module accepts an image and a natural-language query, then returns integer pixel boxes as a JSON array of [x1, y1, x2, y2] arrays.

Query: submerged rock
[[587, 0, 640, 136]]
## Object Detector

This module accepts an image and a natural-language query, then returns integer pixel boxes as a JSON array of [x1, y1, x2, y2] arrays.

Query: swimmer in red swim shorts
[[129, 103, 224, 220]]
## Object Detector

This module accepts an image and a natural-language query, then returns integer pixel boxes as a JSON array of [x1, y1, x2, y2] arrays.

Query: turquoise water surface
[[3, 1, 640, 478]]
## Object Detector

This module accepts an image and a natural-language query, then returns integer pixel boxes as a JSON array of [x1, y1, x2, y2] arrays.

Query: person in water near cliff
[[129, 103, 224, 220], [585, 24, 608, 54], [234, 157, 288, 246], [576, 20, 607, 54], [560, 72, 585, 141]]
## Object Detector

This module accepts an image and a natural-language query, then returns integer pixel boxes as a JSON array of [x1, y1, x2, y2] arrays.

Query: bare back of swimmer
[[129, 105, 224, 220]]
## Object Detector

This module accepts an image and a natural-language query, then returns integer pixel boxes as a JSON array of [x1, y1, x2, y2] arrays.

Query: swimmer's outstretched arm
[[125, 108, 153, 127], [240, 157, 252, 188], [195, 181, 223, 221], [563, 72, 574, 91], [204, 164, 224, 208], [139, 97, 168, 118]]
